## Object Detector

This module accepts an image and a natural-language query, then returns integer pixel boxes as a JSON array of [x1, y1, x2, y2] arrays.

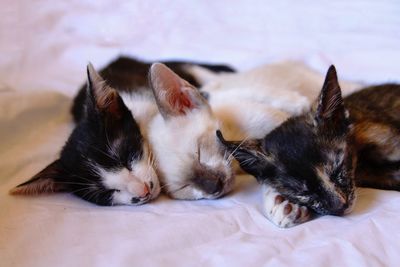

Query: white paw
[[262, 185, 311, 228]]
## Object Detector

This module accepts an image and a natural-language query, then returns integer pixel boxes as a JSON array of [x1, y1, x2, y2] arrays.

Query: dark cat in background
[[219, 66, 400, 227]]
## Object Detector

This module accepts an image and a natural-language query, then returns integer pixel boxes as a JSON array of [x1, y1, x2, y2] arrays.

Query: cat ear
[[149, 63, 209, 119], [314, 65, 346, 124], [217, 130, 267, 178], [86, 63, 124, 118], [9, 160, 67, 195]]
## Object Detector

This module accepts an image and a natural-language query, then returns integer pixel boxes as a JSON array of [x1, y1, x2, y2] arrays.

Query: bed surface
[[1, 1, 400, 266]]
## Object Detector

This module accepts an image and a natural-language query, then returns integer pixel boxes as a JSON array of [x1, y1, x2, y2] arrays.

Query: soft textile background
[[1, 1, 400, 266]]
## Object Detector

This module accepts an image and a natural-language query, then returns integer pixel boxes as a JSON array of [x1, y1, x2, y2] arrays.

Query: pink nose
[[141, 183, 150, 198]]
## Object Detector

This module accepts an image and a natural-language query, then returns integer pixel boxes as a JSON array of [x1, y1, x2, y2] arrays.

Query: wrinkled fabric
[[1, 1, 400, 266]]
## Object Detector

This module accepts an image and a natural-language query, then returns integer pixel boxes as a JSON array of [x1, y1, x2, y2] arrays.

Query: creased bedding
[[1, 1, 400, 266]]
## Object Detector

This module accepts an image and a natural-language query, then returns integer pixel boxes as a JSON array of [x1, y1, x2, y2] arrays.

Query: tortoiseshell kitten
[[218, 66, 400, 227]]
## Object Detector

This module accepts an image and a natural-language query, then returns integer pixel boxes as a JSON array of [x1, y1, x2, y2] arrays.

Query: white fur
[[120, 90, 158, 135], [149, 107, 232, 199], [198, 61, 361, 141], [261, 184, 310, 228], [97, 145, 160, 205], [119, 81, 233, 200]]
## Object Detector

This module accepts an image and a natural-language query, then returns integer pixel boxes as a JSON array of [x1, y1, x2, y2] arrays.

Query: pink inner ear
[[169, 90, 195, 115], [151, 63, 201, 116]]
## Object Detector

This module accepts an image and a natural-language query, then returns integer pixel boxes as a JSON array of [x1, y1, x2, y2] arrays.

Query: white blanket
[[1, 1, 400, 266]]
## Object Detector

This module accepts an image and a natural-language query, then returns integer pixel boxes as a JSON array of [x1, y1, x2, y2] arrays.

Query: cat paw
[[262, 185, 311, 228]]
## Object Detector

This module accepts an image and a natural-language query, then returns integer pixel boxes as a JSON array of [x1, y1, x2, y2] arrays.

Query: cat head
[[10, 64, 160, 206], [147, 63, 234, 200], [218, 66, 356, 215]]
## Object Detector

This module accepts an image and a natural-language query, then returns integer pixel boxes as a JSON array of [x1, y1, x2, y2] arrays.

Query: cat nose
[[329, 203, 348, 216], [326, 195, 350, 216], [193, 176, 224, 195], [128, 181, 150, 197], [140, 183, 150, 198], [131, 184, 151, 204]]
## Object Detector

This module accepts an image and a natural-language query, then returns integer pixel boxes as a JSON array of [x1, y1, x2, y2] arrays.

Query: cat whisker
[[82, 187, 106, 203], [170, 184, 190, 194], [69, 173, 100, 185], [160, 182, 181, 190], [55, 181, 93, 186], [76, 141, 119, 162], [160, 183, 171, 190], [240, 157, 257, 166], [103, 123, 121, 161], [85, 190, 99, 203], [69, 186, 98, 195], [227, 135, 250, 161]]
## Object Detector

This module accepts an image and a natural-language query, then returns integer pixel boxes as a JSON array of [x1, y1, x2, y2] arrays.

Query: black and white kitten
[[219, 66, 400, 227], [11, 64, 160, 206]]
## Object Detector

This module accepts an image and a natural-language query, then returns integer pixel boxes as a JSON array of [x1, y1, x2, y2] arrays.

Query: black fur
[[220, 66, 400, 217], [219, 66, 356, 216]]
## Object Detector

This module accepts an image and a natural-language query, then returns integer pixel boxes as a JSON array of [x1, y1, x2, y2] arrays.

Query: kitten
[[72, 57, 236, 200], [218, 65, 400, 227], [10, 64, 160, 206], [147, 63, 235, 199]]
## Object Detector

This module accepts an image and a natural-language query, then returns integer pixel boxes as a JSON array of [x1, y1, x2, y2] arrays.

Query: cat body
[[198, 61, 360, 141], [346, 84, 400, 190], [219, 66, 400, 227]]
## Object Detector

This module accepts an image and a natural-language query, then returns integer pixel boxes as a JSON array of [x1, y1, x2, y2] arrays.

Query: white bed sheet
[[1, 1, 400, 266]]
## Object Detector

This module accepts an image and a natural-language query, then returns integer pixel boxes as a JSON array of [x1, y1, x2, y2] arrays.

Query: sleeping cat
[[72, 57, 236, 200], [10, 64, 161, 206], [218, 65, 400, 227]]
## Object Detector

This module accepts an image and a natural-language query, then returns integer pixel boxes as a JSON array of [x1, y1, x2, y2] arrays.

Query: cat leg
[[261, 184, 311, 228]]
